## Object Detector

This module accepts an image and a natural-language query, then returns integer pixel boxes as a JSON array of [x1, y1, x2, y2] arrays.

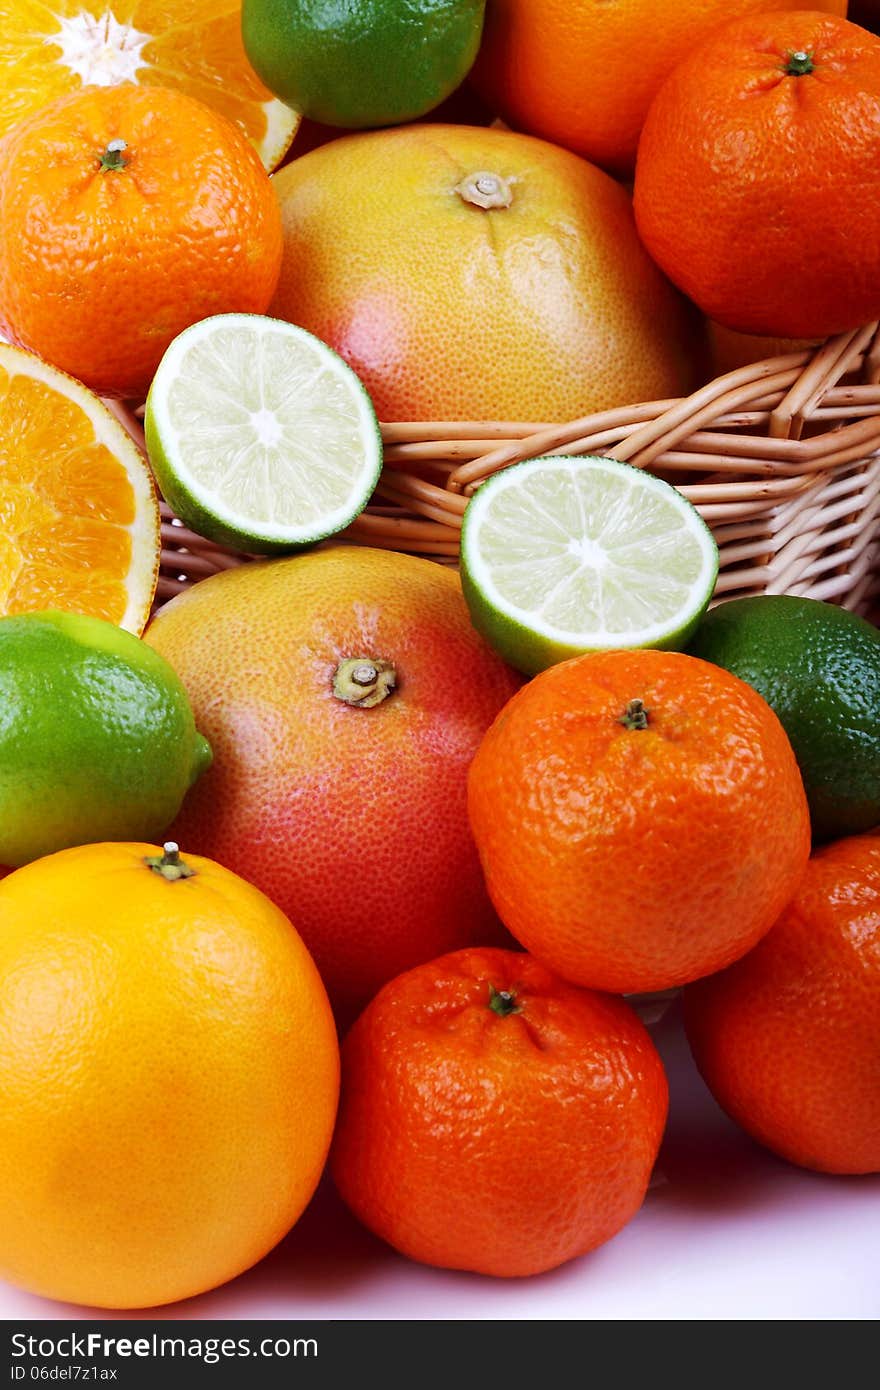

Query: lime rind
[[687, 594, 880, 842], [460, 455, 719, 675], [0, 609, 209, 867], [144, 314, 383, 554], [242, 0, 486, 129]]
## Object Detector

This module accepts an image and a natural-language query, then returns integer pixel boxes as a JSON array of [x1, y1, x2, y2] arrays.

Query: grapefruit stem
[[784, 50, 814, 76], [488, 984, 523, 1017], [99, 138, 129, 173], [332, 657, 397, 708], [454, 172, 513, 210], [144, 841, 196, 881], [619, 698, 649, 731]]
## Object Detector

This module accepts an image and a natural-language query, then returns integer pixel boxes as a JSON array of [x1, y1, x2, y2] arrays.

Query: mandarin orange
[[0, 84, 282, 398], [684, 834, 880, 1174], [634, 12, 880, 338], [468, 649, 811, 994], [331, 946, 669, 1277], [469, 0, 846, 176]]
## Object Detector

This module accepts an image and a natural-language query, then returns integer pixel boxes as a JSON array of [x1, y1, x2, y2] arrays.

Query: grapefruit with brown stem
[[145, 546, 522, 1023], [269, 123, 701, 424]]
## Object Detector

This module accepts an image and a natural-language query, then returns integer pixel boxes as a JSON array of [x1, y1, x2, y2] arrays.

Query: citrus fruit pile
[[0, 0, 877, 1318]]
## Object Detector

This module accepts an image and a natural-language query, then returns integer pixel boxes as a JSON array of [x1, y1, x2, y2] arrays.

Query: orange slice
[[0, 343, 160, 633], [0, 0, 298, 169]]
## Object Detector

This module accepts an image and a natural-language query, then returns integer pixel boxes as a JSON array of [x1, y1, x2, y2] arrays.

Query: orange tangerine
[[0, 85, 283, 399], [470, 0, 847, 177]]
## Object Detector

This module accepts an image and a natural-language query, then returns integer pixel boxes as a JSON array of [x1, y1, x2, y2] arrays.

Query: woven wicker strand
[[123, 324, 880, 614]]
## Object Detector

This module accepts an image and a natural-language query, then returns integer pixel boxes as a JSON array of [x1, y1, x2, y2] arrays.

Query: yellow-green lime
[[241, 0, 486, 129], [460, 455, 719, 675], [144, 314, 382, 554], [687, 594, 880, 842], [0, 610, 211, 866]]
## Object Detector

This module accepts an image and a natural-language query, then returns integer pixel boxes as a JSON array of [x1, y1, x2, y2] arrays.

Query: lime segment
[[460, 455, 719, 674], [145, 314, 382, 554]]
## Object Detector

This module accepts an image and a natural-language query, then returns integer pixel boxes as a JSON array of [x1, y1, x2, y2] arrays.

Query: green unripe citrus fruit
[[241, 0, 486, 128], [0, 611, 211, 866], [687, 595, 880, 842]]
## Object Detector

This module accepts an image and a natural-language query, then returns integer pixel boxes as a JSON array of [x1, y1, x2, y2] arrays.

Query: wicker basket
[[112, 321, 880, 617]]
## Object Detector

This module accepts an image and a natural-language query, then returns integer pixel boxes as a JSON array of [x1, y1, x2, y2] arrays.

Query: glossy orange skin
[[0, 85, 283, 399], [0, 841, 339, 1309], [470, 0, 846, 177], [468, 649, 811, 994], [146, 547, 522, 1023], [270, 124, 700, 423], [634, 12, 880, 338], [684, 835, 880, 1174], [331, 947, 669, 1277]]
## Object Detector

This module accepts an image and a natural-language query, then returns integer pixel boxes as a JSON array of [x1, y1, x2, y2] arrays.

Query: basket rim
[[99, 324, 880, 618]]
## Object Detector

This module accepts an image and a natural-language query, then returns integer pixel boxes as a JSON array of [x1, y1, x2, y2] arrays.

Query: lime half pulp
[[144, 314, 383, 554], [460, 455, 719, 675]]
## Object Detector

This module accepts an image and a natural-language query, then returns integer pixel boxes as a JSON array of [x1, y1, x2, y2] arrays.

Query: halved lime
[[144, 314, 383, 554], [460, 455, 719, 675]]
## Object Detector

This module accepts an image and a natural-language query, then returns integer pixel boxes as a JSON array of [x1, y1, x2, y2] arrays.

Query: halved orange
[[0, 343, 160, 633], [0, 0, 298, 169]]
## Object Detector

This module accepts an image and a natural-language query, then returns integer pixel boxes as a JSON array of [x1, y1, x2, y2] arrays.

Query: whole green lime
[[0, 611, 212, 867], [241, 0, 486, 128], [687, 595, 880, 842]]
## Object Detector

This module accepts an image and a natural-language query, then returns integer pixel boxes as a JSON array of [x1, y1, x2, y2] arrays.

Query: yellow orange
[[0, 840, 339, 1308], [0, 343, 159, 632]]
